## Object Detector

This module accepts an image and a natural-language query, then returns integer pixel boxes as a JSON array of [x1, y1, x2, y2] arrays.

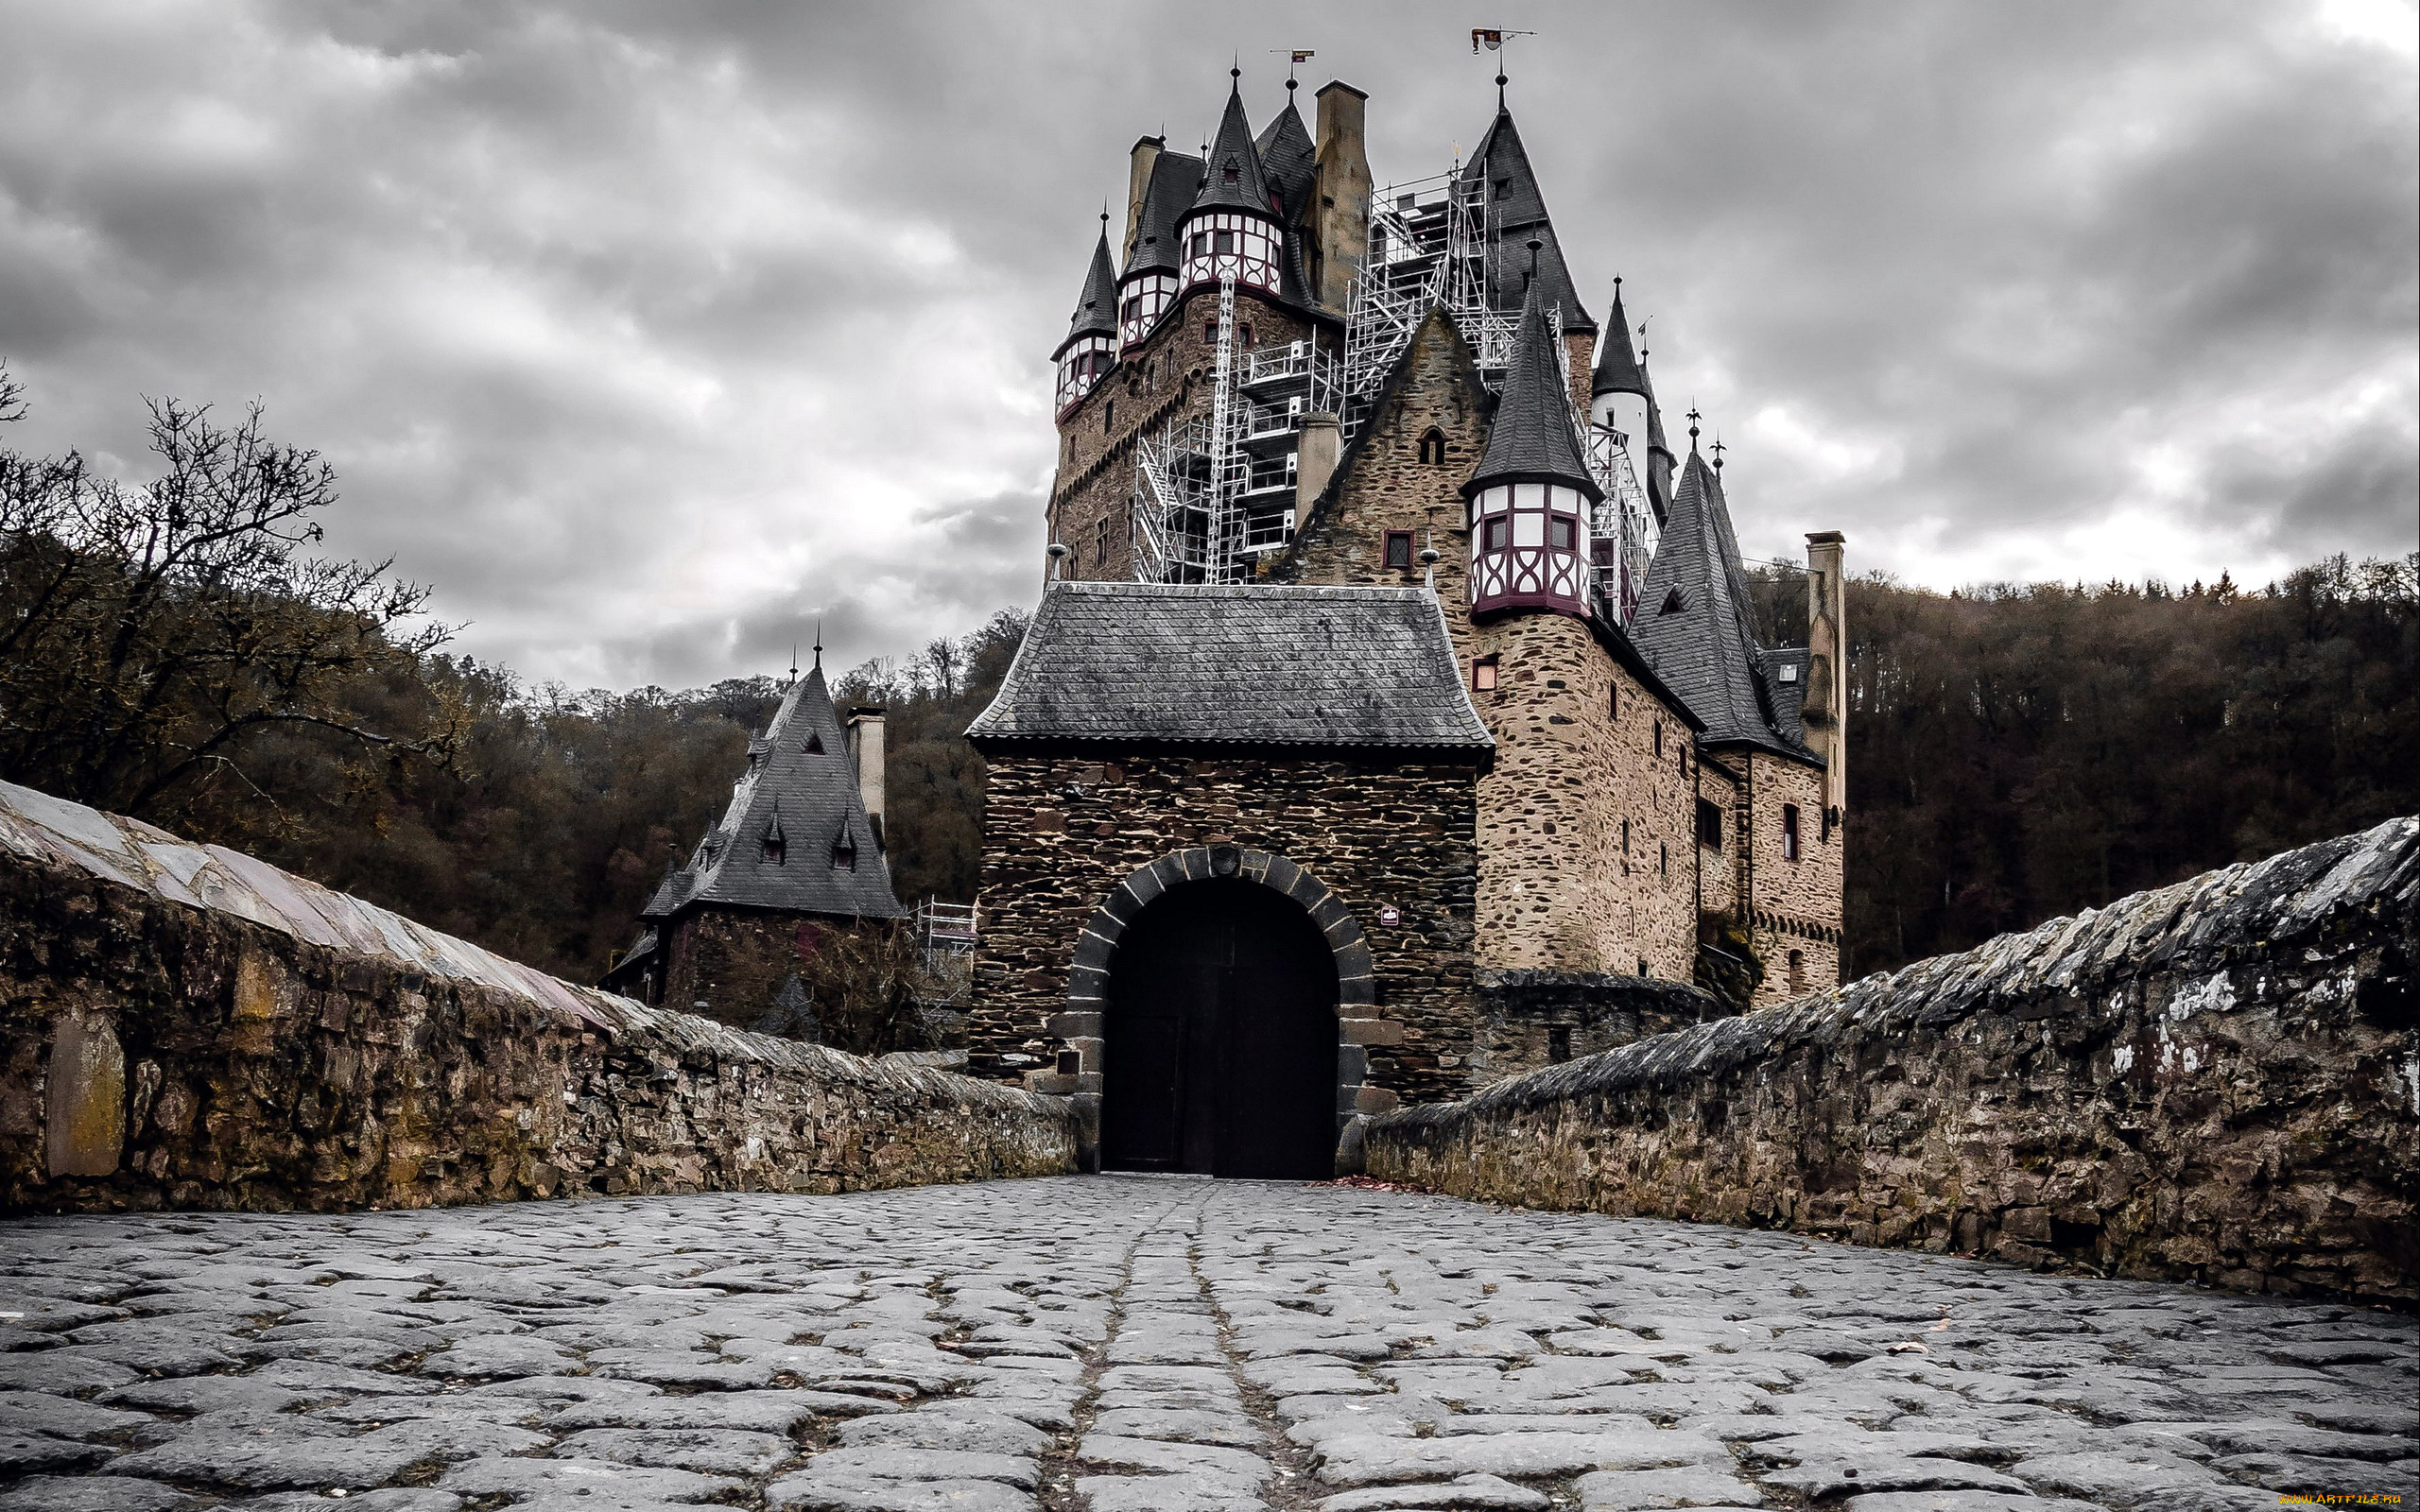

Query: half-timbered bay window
[[1179, 210, 1279, 292], [1055, 335, 1114, 413], [1117, 273, 1177, 348], [1466, 478, 1592, 617]]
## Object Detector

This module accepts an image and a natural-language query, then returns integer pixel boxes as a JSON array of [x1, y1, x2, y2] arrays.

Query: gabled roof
[[1464, 288, 1602, 502], [1253, 96, 1318, 222], [1058, 226, 1118, 355], [644, 665, 906, 921], [1629, 453, 1819, 763], [967, 582, 1494, 752], [1188, 82, 1278, 220], [1122, 149, 1204, 278], [1461, 108, 1594, 333], [1592, 284, 1650, 399]]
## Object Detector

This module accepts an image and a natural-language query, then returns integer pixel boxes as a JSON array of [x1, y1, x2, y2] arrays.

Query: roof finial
[[788, 642, 800, 684], [1686, 405, 1702, 453], [1419, 535, 1442, 591], [1496, 71, 1509, 109], [1711, 434, 1726, 472], [1526, 236, 1542, 279], [1047, 540, 1070, 582], [813, 621, 823, 670], [1232, 55, 1242, 85]]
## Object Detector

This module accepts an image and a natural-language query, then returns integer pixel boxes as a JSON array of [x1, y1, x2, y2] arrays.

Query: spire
[[1591, 279, 1651, 398], [1189, 77, 1276, 218], [1253, 93, 1317, 221], [1458, 107, 1594, 333], [1060, 220, 1118, 350], [1463, 286, 1603, 503], [1629, 452, 1810, 760]]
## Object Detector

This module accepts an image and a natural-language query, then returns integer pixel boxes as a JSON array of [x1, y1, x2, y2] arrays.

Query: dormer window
[[832, 825, 857, 871], [1222, 159, 1239, 182], [1779, 662, 1799, 684], [1661, 589, 1686, 615], [805, 732, 824, 754], [762, 836, 785, 866]]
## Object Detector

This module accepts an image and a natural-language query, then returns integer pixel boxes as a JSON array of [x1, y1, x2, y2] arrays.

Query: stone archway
[[1050, 845, 1397, 1175]]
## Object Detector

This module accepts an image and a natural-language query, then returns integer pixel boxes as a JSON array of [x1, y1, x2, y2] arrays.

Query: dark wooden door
[[1100, 880, 1338, 1178]]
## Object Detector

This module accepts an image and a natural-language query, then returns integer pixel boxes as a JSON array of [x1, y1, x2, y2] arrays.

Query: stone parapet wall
[[1473, 969, 1730, 1080], [0, 781, 1076, 1213], [1366, 817, 2420, 1302]]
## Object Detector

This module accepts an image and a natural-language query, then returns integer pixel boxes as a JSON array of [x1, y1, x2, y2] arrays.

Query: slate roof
[[1761, 648, 1810, 745], [1629, 452, 1821, 764], [1189, 83, 1278, 219], [1122, 149, 1204, 277], [966, 582, 1494, 752], [1059, 226, 1118, 353], [1461, 108, 1594, 333], [644, 665, 906, 921], [1253, 97, 1318, 222], [1465, 289, 1602, 502], [1591, 284, 1649, 399]]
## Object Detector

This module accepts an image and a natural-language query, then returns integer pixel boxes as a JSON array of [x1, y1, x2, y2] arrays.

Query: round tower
[[1464, 290, 1605, 619], [1177, 76, 1282, 295], [1590, 279, 1655, 473]]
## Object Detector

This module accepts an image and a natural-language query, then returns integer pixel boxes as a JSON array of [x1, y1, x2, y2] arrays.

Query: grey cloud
[[0, 0, 2409, 691]]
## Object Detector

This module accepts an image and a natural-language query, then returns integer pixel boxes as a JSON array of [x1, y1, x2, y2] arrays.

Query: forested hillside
[[4, 372, 2412, 985]]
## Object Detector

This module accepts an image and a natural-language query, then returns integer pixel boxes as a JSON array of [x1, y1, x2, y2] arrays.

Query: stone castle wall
[[972, 751, 1482, 1105], [656, 904, 894, 1048], [1365, 817, 2420, 1302], [1732, 747, 1841, 1004], [1050, 286, 1318, 582], [0, 782, 1076, 1214]]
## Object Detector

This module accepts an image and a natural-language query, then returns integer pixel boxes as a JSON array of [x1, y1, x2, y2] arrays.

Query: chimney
[[1311, 82, 1371, 313], [845, 706, 887, 846], [1122, 135, 1164, 263], [1295, 411, 1340, 522], [1803, 533, 1847, 820]]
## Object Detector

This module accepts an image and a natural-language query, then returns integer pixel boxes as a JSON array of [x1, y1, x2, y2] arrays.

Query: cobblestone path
[[1, 1176, 2412, 1512]]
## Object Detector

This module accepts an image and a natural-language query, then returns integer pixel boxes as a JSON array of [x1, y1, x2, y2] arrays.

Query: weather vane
[[1270, 48, 1314, 91]]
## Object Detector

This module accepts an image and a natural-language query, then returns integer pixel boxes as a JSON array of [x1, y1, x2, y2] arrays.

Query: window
[[1481, 517, 1509, 552], [1637, 957, 1651, 978], [1384, 530, 1414, 570], [832, 834, 856, 871], [1214, 229, 1236, 253], [1652, 721, 1663, 758], [761, 837, 785, 866], [1418, 428, 1446, 465], [1104, 399, 1115, 434], [1204, 320, 1219, 342], [1697, 798, 1724, 850], [1238, 322, 1253, 346], [1621, 816, 1631, 852], [1783, 803, 1802, 861], [1788, 950, 1806, 994], [805, 732, 824, 754], [1659, 842, 1668, 876], [1822, 808, 1834, 845], [1549, 515, 1577, 551], [1609, 683, 1619, 720], [1547, 1025, 1573, 1064], [1472, 655, 1499, 693], [1660, 588, 1686, 615], [1222, 160, 1239, 183]]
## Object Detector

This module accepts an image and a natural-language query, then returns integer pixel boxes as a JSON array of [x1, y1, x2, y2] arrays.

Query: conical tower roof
[[646, 664, 906, 921], [1628, 452, 1813, 760], [1460, 107, 1594, 333], [1253, 95, 1317, 221], [1188, 80, 1277, 219], [1058, 225, 1117, 354], [1592, 284, 1650, 398], [1464, 289, 1602, 503], [1122, 149, 1203, 277]]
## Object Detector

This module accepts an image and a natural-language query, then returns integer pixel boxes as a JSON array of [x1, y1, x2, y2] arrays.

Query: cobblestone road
[[1, 1176, 2412, 1512]]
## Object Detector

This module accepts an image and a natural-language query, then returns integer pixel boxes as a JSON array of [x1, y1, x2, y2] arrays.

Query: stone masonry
[[1367, 816, 2420, 1302], [971, 752, 1481, 1107], [0, 781, 1075, 1214]]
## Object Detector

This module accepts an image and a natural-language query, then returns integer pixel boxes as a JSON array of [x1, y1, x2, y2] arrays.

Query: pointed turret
[[1054, 223, 1118, 409], [1629, 453, 1812, 760], [1589, 281, 1668, 524], [1459, 107, 1594, 335], [1590, 284, 1647, 399], [1462, 291, 1602, 621], [1178, 75, 1283, 295], [1253, 95, 1317, 222]]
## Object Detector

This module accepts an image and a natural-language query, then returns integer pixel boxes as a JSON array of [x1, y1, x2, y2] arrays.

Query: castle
[[956, 69, 1849, 1177]]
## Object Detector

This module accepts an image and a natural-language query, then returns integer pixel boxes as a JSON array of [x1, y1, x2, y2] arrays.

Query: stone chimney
[[1803, 532, 1847, 820], [1311, 82, 1371, 313], [1295, 411, 1341, 521], [845, 706, 887, 845], [1122, 135, 1163, 263]]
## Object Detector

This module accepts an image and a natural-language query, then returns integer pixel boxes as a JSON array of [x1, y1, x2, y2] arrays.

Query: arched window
[[1418, 428, 1446, 465]]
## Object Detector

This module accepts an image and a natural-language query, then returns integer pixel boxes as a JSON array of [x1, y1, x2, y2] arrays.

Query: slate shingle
[[965, 582, 1493, 751]]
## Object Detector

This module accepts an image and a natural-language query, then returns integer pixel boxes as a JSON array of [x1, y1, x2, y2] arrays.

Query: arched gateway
[[1073, 846, 1378, 1179]]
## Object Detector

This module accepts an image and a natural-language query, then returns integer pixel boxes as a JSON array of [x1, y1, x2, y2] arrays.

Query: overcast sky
[[2, 1, 2412, 690]]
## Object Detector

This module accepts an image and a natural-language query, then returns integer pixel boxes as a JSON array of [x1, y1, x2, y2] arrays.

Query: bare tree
[[0, 366, 459, 822]]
